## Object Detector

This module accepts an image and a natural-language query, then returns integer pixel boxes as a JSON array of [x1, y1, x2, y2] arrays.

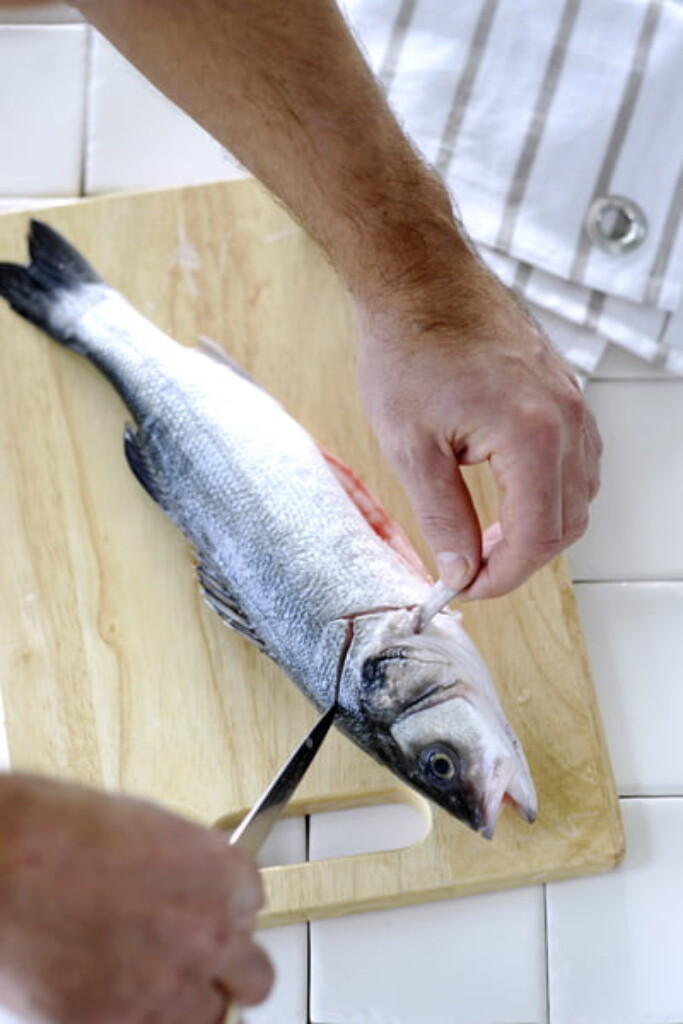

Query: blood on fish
[[321, 448, 431, 583]]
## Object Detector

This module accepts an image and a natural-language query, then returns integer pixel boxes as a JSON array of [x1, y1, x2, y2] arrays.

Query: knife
[[225, 703, 336, 1022]]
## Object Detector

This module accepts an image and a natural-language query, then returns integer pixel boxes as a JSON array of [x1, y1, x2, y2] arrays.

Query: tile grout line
[[306, 813, 312, 1024], [591, 374, 683, 384], [571, 577, 683, 585], [620, 793, 683, 800], [78, 24, 95, 197], [306, 921, 313, 1024], [543, 883, 552, 1024], [589, 374, 683, 384]]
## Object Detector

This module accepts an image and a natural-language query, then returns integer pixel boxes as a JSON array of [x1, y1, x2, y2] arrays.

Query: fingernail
[[436, 552, 470, 591]]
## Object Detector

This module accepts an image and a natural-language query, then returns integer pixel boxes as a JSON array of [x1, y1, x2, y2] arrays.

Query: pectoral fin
[[196, 558, 268, 654]]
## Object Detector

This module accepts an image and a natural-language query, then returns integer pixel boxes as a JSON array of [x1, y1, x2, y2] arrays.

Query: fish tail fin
[[0, 220, 102, 345]]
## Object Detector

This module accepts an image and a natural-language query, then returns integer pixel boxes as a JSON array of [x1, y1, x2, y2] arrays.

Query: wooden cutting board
[[0, 180, 624, 925]]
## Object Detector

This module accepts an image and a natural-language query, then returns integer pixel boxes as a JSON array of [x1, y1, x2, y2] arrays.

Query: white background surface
[[0, 9, 682, 1024]]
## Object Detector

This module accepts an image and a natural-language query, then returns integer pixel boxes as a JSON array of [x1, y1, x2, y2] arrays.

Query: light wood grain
[[0, 180, 624, 924]]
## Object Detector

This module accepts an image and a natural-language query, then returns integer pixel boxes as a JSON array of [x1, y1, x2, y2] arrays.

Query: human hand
[[0, 774, 273, 1024], [356, 248, 601, 600]]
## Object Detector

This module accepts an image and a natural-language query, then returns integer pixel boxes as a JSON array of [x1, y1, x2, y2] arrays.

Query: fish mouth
[[477, 762, 538, 840]]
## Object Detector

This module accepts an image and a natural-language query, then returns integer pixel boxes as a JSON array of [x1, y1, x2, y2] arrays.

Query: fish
[[0, 221, 537, 838]]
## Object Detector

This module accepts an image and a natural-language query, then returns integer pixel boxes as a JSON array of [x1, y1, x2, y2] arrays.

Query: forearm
[[74, 0, 470, 303]]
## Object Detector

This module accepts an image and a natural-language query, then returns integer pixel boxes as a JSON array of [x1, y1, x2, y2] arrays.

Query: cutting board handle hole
[[214, 796, 431, 868], [308, 799, 431, 861]]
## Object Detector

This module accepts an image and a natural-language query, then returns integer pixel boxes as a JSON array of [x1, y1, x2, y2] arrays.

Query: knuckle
[[565, 509, 590, 543], [416, 507, 461, 534], [415, 501, 478, 552], [587, 443, 603, 477], [516, 401, 563, 449], [593, 424, 605, 458], [381, 431, 425, 476], [392, 449, 426, 485], [516, 388, 590, 450], [529, 535, 563, 563], [562, 388, 587, 430]]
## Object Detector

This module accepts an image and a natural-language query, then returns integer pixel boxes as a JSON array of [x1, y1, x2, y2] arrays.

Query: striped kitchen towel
[[340, 0, 683, 377]]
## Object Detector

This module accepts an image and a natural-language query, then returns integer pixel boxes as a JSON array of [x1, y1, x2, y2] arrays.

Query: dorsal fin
[[196, 334, 260, 385], [321, 447, 431, 582]]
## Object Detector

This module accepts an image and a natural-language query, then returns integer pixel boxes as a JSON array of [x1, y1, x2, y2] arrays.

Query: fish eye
[[429, 752, 455, 780], [419, 744, 461, 786]]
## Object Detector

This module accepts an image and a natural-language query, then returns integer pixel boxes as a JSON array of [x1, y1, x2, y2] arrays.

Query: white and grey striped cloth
[[340, 0, 683, 378]]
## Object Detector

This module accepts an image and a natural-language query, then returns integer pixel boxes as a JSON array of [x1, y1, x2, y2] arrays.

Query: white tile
[[568, 380, 683, 580], [242, 924, 308, 1024], [0, 197, 79, 214], [575, 582, 683, 796], [256, 816, 307, 870], [0, 26, 87, 195], [309, 803, 428, 860], [547, 797, 683, 1024], [86, 33, 248, 193], [0, 5, 81, 23], [310, 887, 546, 1024], [593, 342, 671, 380]]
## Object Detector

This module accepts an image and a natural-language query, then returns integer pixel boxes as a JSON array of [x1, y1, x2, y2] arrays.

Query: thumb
[[396, 443, 481, 590]]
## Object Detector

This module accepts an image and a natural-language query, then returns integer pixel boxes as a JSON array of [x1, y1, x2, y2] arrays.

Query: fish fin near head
[[321, 447, 432, 583], [0, 220, 102, 344], [196, 559, 268, 654]]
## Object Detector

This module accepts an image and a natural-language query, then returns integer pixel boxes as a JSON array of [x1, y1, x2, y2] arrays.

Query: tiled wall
[[1, 8, 682, 1024], [0, 6, 245, 209]]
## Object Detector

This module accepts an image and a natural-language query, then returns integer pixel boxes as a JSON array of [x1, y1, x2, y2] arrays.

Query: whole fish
[[0, 221, 537, 838]]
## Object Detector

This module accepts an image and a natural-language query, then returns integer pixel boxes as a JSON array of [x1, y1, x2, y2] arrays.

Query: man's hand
[[356, 251, 602, 599], [68, 0, 602, 598], [0, 774, 273, 1024]]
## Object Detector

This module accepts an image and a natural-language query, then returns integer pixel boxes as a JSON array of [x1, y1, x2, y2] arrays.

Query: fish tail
[[0, 220, 102, 347]]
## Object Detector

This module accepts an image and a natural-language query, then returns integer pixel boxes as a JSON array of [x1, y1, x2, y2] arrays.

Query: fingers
[[387, 399, 600, 602], [389, 437, 481, 590], [214, 932, 274, 1009], [464, 445, 562, 600], [463, 395, 601, 600], [357, 295, 602, 601], [583, 405, 603, 500], [203, 846, 273, 1011], [224, 845, 266, 924]]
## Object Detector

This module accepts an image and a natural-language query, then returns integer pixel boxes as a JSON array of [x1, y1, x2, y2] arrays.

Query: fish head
[[356, 609, 537, 838]]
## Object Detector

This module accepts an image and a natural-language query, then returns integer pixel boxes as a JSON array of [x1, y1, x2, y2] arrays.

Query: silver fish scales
[[0, 221, 537, 838]]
